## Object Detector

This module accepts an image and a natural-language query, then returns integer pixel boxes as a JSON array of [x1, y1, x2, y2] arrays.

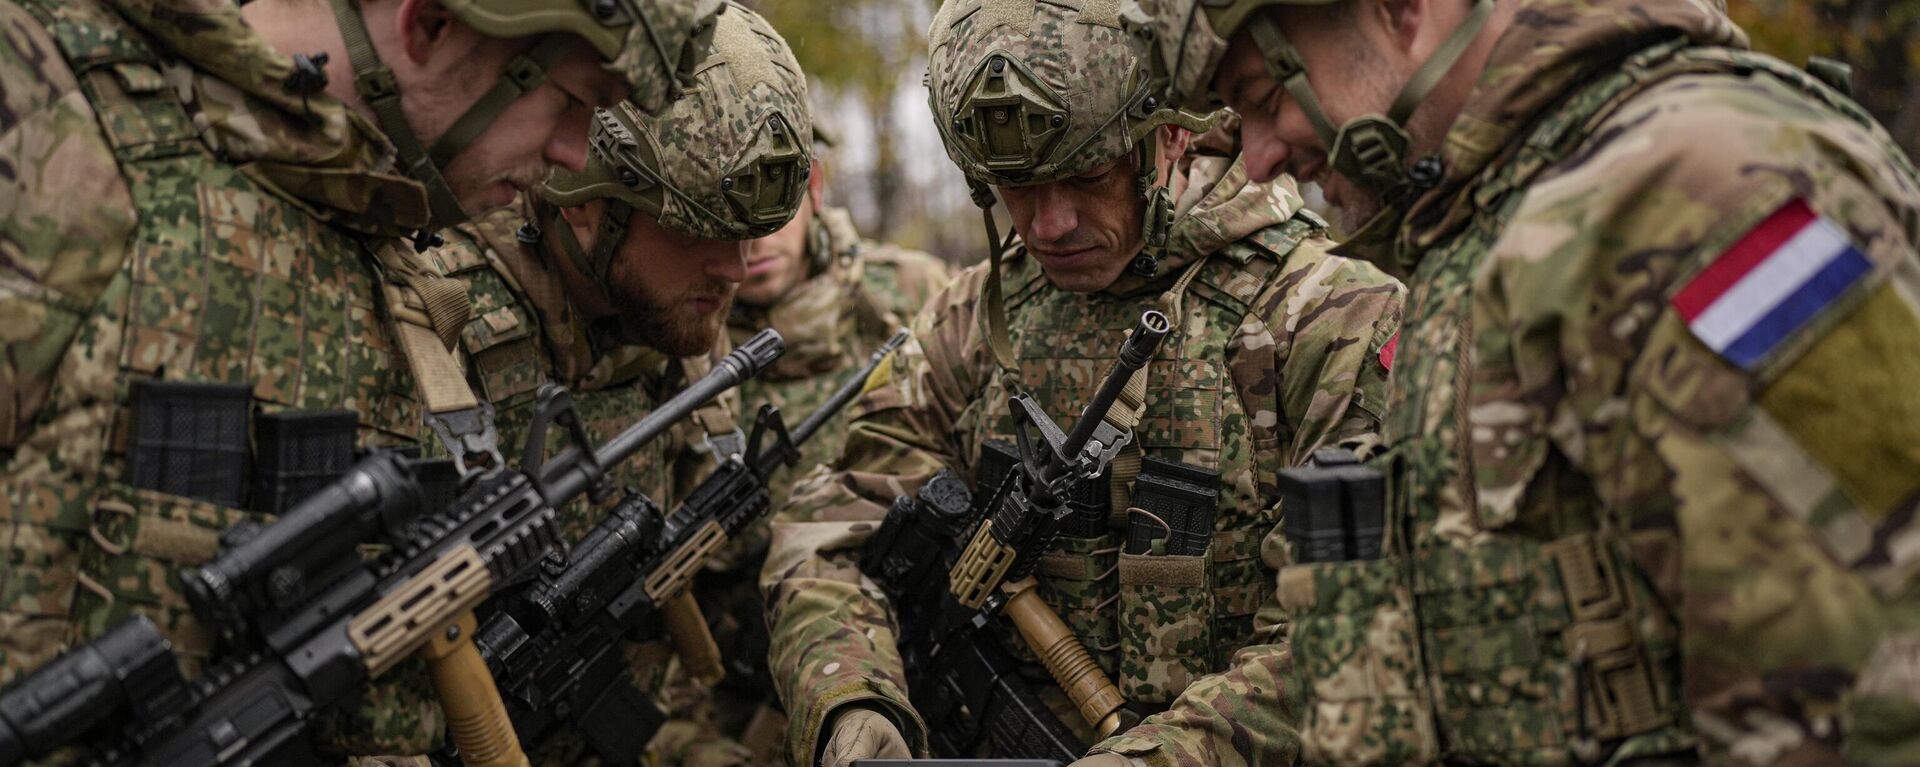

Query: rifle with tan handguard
[[861, 310, 1169, 758], [0, 330, 785, 767], [475, 329, 911, 763]]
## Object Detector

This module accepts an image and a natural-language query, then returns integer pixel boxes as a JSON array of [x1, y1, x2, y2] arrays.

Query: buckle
[[504, 53, 549, 92], [355, 67, 399, 103], [700, 429, 746, 461], [1544, 533, 1624, 623], [1569, 618, 1671, 739], [425, 403, 505, 477]]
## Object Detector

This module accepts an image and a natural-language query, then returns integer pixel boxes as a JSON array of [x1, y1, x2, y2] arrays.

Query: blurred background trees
[[741, 0, 1920, 265]]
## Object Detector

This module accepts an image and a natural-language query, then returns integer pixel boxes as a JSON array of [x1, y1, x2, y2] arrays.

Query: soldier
[[1117, 0, 1920, 763], [683, 127, 955, 761], [731, 126, 955, 515], [433, 5, 815, 763], [758, 1, 1403, 765], [0, 0, 718, 759]]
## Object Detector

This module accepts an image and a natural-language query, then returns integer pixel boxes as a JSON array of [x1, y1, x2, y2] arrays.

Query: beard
[[606, 265, 736, 358]]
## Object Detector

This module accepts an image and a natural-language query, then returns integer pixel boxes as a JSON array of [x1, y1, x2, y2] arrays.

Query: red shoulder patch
[[1379, 332, 1398, 371]]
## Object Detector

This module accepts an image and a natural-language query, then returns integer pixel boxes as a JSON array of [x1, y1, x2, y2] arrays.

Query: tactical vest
[[1278, 41, 1887, 766], [3, 0, 427, 677], [965, 215, 1320, 717], [437, 227, 743, 543]]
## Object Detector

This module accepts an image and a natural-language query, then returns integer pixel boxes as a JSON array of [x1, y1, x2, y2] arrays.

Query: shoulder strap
[[367, 240, 503, 476]]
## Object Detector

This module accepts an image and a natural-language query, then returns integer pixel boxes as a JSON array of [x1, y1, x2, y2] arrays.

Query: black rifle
[[475, 329, 910, 764], [0, 330, 786, 767], [862, 311, 1170, 760]]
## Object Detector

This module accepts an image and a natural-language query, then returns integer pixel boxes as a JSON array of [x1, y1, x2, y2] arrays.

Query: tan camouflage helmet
[[443, 0, 726, 115], [928, 0, 1212, 189], [538, 3, 812, 280], [326, 0, 725, 231], [927, 0, 1212, 277], [1121, 0, 1492, 198]]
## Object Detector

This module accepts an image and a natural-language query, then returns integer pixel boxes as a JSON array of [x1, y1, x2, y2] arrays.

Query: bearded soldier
[[758, 1, 1404, 765], [1117, 0, 1920, 763], [0, 0, 719, 759], [433, 6, 814, 763]]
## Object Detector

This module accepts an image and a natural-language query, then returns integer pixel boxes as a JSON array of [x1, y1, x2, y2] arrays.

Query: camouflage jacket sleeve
[[762, 265, 995, 765], [1094, 234, 1404, 767], [0, 4, 136, 453], [1492, 74, 1919, 764]]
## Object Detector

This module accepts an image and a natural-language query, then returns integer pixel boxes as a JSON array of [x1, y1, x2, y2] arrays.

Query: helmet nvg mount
[[928, 0, 1212, 279], [537, 2, 813, 293], [1125, 0, 1492, 201], [325, 0, 726, 238]]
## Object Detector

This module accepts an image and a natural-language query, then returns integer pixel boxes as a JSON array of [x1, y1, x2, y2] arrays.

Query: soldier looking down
[[1123, 0, 1920, 763], [0, 0, 718, 760], [432, 5, 815, 763], [756, 0, 1403, 764]]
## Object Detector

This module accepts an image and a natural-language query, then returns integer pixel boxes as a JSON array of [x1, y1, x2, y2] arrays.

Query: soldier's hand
[[1068, 754, 1141, 767], [818, 706, 911, 767]]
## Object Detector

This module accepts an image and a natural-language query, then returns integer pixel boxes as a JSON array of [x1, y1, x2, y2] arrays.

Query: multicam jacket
[[711, 205, 950, 759], [0, 0, 457, 757], [760, 154, 1403, 763], [727, 206, 953, 515], [434, 206, 753, 766], [1218, 0, 1920, 765]]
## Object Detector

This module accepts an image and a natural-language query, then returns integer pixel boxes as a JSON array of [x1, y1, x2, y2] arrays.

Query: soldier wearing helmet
[[1123, 0, 1920, 763], [0, 0, 720, 760], [757, 1, 1402, 765], [430, 5, 813, 762]]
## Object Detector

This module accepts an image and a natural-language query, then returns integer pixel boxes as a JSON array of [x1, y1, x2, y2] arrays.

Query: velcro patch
[[1672, 198, 1872, 372]]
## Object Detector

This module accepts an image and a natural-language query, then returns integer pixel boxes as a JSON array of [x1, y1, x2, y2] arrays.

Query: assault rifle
[[0, 330, 786, 767], [475, 329, 911, 763], [861, 311, 1169, 759]]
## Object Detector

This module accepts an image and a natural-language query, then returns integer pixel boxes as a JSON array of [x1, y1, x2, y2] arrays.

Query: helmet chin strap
[[328, 0, 572, 235], [1245, 0, 1495, 201], [1131, 140, 1174, 279]]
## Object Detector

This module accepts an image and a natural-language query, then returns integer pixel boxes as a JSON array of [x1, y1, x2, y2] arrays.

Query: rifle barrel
[[541, 330, 783, 501], [787, 328, 910, 448]]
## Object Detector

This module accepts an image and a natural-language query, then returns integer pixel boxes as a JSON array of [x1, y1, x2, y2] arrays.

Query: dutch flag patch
[[1671, 198, 1873, 372]]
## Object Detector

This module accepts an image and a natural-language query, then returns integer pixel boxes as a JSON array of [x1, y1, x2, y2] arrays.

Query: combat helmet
[[536, 2, 813, 292], [927, 0, 1213, 278], [325, 0, 726, 233], [1122, 0, 1493, 201]]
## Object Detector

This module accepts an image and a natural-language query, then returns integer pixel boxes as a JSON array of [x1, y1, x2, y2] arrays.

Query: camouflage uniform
[[437, 5, 815, 764], [728, 207, 953, 515], [432, 208, 747, 767], [760, 148, 1403, 761], [0, 0, 454, 756], [1120, 0, 1920, 763], [0, 0, 722, 758], [701, 208, 950, 758]]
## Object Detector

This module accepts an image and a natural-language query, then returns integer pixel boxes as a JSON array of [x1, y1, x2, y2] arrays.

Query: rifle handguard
[[662, 593, 724, 686], [349, 544, 493, 677], [423, 612, 530, 767], [1001, 577, 1126, 737], [949, 522, 1019, 610]]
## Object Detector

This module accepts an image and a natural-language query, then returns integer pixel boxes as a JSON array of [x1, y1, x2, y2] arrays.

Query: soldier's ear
[[807, 160, 828, 211], [394, 0, 460, 65], [1372, 0, 1433, 62], [1156, 125, 1193, 178]]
